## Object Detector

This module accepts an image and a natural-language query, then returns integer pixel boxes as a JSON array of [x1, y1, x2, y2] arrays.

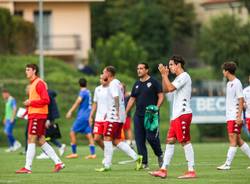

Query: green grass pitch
[[0, 143, 250, 184]]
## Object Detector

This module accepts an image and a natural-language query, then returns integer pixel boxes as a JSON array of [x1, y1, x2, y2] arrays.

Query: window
[[14, 10, 23, 17], [34, 11, 51, 50]]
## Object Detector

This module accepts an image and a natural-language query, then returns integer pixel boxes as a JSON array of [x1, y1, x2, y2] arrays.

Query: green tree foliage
[[91, 0, 196, 61], [0, 8, 36, 54], [0, 8, 13, 53], [240, 0, 250, 12], [11, 17, 36, 54], [89, 32, 148, 76], [199, 14, 250, 81], [157, 0, 196, 39]]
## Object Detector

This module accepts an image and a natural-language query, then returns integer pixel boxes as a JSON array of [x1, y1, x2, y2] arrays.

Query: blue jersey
[[76, 89, 92, 120]]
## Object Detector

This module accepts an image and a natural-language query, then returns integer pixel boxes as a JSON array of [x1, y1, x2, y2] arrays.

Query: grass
[[0, 55, 139, 145], [0, 143, 250, 184]]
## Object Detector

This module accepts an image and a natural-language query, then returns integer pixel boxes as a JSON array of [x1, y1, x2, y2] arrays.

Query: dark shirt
[[131, 77, 162, 116], [47, 89, 60, 121]]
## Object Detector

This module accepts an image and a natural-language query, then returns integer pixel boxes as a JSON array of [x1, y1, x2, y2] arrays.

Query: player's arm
[[243, 91, 247, 110], [114, 96, 119, 117], [11, 101, 17, 123], [236, 97, 244, 125], [236, 82, 244, 125], [158, 64, 176, 92], [156, 92, 164, 108], [89, 102, 97, 125], [126, 97, 135, 114], [66, 96, 82, 119]]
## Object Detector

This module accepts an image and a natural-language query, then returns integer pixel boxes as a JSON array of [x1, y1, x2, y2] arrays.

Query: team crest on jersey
[[231, 83, 234, 87], [136, 85, 139, 89], [147, 82, 152, 88]]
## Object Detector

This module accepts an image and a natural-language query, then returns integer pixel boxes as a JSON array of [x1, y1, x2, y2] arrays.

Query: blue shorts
[[71, 118, 92, 134], [4, 119, 15, 135]]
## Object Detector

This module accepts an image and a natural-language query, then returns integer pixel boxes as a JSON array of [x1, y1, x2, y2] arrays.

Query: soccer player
[[150, 55, 196, 179], [126, 63, 164, 169], [16, 63, 64, 174], [89, 74, 109, 150], [66, 78, 96, 159], [217, 62, 250, 170], [95, 66, 142, 172], [2, 89, 21, 152], [243, 75, 250, 134], [36, 89, 66, 159]]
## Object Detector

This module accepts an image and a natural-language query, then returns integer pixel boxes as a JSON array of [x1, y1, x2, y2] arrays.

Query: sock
[[7, 134, 15, 147], [89, 144, 95, 155], [104, 141, 113, 168], [116, 142, 138, 160], [41, 142, 62, 164], [51, 139, 62, 148], [184, 143, 195, 171], [71, 144, 77, 154], [126, 140, 132, 146], [240, 142, 250, 158], [25, 143, 36, 170], [225, 146, 237, 166], [161, 144, 175, 169]]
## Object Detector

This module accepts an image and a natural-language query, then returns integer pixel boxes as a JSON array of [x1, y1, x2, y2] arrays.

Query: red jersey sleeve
[[29, 81, 50, 107]]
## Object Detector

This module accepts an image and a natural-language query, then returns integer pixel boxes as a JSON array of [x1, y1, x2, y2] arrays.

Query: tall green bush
[[199, 14, 250, 82], [89, 32, 148, 77], [11, 17, 36, 54], [0, 8, 36, 54], [0, 8, 13, 53]]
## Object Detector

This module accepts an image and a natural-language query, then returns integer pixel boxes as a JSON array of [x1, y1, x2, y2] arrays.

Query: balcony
[[35, 34, 81, 59]]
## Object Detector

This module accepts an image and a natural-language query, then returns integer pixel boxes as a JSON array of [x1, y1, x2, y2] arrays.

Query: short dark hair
[[26, 63, 39, 75], [222, 61, 237, 74], [105, 66, 116, 76], [2, 88, 9, 93], [170, 55, 185, 69], [138, 62, 149, 70], [79, 78, 87, 87]]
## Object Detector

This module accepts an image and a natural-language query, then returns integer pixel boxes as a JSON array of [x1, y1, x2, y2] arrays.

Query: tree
[[91, 0, 196, 61], [199, 14, 250, 81], [157, 0, 196, 39], [0, 8, 13, 53], [0, 8, 36, 54], [240, 0, 250, 13], [11, 16, 36, 54], [89, 32, 148, 76]]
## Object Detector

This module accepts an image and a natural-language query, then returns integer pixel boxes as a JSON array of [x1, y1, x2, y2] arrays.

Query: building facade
[[0, 0, 104, 62], [186, 0, 248, 24]]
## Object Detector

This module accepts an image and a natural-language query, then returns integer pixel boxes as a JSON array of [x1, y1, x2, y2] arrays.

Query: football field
[[0, 143, 249, 184]]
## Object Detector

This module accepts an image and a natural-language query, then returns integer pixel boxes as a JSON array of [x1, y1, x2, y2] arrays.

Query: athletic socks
[[103, 141, 113, 168], [41, 142, 62, 164], [89, 144, 96, 155], [25, 143, 36, 170], [51, 139, 62, 148], [7, 134, 15, 147], [240, 142, 250, 158], [184, 143, 195, 171], [161, 144, 175, 169], [71, 144, 77, 154], [225, 146, 237, 166], [116, 141, 138, 160]]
